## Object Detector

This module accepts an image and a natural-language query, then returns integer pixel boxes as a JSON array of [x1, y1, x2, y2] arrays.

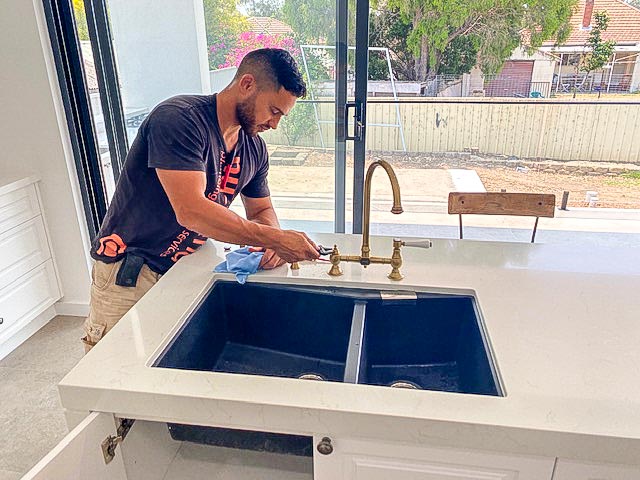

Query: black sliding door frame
[[41, 0, 107, 239], [350, 0, 370, 234]]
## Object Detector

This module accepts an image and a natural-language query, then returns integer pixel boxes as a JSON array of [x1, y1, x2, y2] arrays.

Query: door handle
[[344, 102, 364, 141]]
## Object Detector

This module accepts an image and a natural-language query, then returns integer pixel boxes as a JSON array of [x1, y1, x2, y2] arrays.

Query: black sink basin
[[359, 296, 500, 396], [155, 282, 354, 382]]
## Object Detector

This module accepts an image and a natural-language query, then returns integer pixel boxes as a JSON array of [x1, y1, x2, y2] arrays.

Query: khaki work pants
[[82, 259, 161, 353]]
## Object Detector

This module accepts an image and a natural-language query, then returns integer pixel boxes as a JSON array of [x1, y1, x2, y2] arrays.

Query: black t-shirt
[[90, 94, 270, 274]]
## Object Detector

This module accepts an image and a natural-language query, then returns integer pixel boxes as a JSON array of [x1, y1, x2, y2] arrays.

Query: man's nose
[[268, 117, 281, 130]]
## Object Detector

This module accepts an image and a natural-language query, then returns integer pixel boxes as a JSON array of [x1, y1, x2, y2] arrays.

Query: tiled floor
[[0, 316, 85, 479]]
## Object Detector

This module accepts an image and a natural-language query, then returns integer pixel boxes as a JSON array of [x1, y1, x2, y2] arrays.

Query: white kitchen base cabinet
[[553, 459, 640, 480], [23, 413, 313, 480], [313, 437, 556, 480], [0, 176, 62, 360], [24, 414, 558, 480], [25, 415, 640, 480]]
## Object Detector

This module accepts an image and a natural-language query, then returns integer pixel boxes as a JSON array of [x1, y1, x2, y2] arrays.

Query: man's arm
[[242, 195, 287, 269], [242, 194, 280, 228], [155, 169, 319, 262]]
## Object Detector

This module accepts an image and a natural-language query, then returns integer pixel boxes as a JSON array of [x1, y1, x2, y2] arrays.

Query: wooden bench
[[448, 192, 556, 243]]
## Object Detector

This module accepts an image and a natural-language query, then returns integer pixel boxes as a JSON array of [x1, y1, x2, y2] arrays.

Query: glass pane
[[72, 0, 116, 201], [364, 2, 640, 247], [103, 0, 337, 230]]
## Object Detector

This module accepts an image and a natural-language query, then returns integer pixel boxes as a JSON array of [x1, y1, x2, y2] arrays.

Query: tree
[[387, 0, 576, 79], [72, 0, 89, 41], [574, 11, 615, 97], [369, 7, 415, 80], [240, 0, 283, 17], [281, 0, 336, 44], [203, 0, 250, 69], [279, 102, 318, 145], [580, 12, 615, 74]]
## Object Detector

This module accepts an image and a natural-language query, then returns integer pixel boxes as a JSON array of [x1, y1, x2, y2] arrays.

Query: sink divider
[[343, 301, 367, 384]]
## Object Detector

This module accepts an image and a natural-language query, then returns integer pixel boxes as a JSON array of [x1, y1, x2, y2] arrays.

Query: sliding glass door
[[54, 0, 378, 234]]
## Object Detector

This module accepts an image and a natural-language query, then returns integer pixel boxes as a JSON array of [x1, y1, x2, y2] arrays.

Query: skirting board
[[55, 301, 89, 317], [0, 305, 57, 362]]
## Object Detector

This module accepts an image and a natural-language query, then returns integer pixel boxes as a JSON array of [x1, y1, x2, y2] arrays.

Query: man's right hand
[[272, 230, 320, 263]]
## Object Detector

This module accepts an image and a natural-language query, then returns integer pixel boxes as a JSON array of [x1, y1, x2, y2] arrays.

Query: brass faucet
[[329, 160, 405, 280]]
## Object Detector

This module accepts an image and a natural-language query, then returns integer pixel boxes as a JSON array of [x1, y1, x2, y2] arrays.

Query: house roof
[[543, 0, 640, 46], [247, 17, 293, 36]]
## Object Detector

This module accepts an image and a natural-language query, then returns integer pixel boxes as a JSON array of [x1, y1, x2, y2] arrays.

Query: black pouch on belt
[[115, 253, 145, 287]]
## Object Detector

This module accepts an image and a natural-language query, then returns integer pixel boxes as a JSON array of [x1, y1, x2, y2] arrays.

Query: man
[[82, 48, 320, 352]]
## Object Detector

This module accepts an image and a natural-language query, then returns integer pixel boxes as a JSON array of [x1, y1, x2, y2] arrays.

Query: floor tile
[[0, 316, 84, 374], [0, 367, 63, 411], [0, 406, 68, 472], [0, 469, 21, 480], [0, 316, 83, 475]]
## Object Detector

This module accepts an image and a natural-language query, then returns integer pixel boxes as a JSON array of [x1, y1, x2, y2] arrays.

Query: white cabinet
[[0, 177, 61, 360], [25, 420, 640, 480], [24, 414, 313, 480], [313, 437, 556, 480], [553, 459, 640, 480]]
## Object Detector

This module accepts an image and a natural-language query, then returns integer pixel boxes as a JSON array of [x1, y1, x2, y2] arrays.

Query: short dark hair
[[235, 48, 307, 98]]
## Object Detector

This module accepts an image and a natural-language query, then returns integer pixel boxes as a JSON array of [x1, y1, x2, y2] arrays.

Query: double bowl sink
[[152, 280, 503, 455], [155, 281, 502, 396]]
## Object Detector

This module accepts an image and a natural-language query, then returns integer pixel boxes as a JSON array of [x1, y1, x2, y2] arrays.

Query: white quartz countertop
[[59, 234, 640, 464]]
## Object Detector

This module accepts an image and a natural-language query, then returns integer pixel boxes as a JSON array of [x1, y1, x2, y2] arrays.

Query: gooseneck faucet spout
[[361, 160, 403, 264]]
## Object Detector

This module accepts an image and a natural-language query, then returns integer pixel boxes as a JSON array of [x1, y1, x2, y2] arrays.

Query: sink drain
[[298, 373, 325, 381], [389, 380, 421, 389]]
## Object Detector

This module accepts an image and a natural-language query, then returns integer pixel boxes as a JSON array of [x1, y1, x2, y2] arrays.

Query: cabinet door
[[0, 260, 60, 342], [21, 412, 127, 480], [0, 183, 40, 234], [553, 459, 640, 480], [0, 216, 52, 291], [314, 436, 555, 480]]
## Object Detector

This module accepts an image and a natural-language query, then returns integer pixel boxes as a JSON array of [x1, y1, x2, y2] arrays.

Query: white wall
[[531, 60, 556, 84], [0, 0, 92, 313], [210, 67, 238, 94], [108, 0, 211, 112]]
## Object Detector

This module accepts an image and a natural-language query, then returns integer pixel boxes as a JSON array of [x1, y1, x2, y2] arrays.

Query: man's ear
[[238, 73, 256, 97]]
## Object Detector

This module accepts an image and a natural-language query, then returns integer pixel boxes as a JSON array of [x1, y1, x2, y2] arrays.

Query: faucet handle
[[399, 239, 433, 249]]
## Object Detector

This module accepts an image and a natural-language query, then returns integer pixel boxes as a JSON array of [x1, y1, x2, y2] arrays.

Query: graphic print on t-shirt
[[96, 233, 127, 258], [206, 155, 241, 207], [159, 229, 207, 263]]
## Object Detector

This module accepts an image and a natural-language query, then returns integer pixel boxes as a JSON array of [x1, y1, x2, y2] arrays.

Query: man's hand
[[272, 230, 320, 263], [242, 197, 319, 263], [257, 248, 287, 270]]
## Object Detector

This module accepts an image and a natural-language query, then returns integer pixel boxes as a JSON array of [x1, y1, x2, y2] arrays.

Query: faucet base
[[388, 268, 403, 281], [328, 264, 343, 277]]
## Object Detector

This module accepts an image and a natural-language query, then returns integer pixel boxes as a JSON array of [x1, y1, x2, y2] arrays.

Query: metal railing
[[553, 73, 635, 94], [419, 75, 554, 98]]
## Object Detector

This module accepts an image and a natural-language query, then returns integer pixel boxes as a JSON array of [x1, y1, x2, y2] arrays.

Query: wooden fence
[[263, 98, 640, 163]]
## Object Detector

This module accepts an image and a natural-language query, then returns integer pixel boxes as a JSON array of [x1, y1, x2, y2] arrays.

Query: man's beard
[[236, 95, 259, 136]]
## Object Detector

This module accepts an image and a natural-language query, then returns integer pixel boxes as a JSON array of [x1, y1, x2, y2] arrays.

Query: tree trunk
[[414, 36, 430, 80]]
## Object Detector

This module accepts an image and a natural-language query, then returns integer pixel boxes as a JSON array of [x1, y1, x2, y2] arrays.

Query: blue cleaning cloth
[[214, 247, 264, 284]]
